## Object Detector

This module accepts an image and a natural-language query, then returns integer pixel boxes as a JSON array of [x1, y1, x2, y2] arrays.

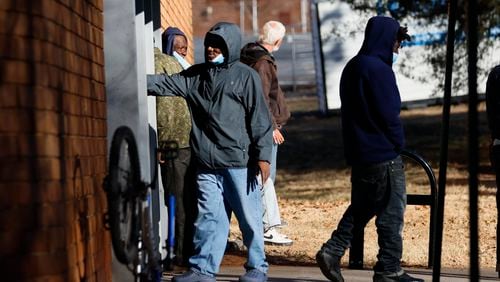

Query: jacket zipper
[[207, 68, 217, 168]]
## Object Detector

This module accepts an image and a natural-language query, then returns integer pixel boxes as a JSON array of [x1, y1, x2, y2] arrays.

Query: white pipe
[[252, 0, 258, 36], [301, 0, 308, 33], [240, 0, 245, 34]]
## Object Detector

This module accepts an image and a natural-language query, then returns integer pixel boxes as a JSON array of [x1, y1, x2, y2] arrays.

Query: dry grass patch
[[228, 100, 498, 270]]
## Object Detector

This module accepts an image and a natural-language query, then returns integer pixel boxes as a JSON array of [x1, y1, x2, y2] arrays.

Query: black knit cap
[[204, 33, 228, 58]]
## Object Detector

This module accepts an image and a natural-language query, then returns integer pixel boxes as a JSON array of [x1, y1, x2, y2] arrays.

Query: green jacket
[[154, 47, 191, 149]]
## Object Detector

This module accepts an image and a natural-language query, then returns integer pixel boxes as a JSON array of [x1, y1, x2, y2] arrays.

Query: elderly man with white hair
[[241, 20, 292, 246]]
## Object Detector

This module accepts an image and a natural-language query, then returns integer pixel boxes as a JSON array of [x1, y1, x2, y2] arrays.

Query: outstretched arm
[[147, 73, 190, 97]]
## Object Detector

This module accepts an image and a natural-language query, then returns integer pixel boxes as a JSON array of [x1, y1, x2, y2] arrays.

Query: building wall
[[192, 0, 310, 37], [0, 0, 110, 281], [160, 0, 194, 64]]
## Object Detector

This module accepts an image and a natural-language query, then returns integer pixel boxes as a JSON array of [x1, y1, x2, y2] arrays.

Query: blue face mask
[[392, 53, 399, 64], [173, 51, 191, 70], [211, 54, 225, 65]]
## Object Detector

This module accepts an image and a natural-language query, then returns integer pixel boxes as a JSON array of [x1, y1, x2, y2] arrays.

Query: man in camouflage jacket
[[155, 26, 195, 268]]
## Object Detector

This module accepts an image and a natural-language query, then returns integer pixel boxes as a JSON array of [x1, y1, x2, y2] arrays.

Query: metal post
[[252, 0, 258, 36], [240, 0, 245, 34], [300, 0, 308, 33], [310, 0, 328, 115], [467, 0, 479, 279], [291, 26, 297, 94], [432, 0, 457, 280]]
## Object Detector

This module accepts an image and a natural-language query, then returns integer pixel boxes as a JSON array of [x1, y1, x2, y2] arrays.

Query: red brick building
[[0, 0, 193, 281], [192, 0, 310, 37]]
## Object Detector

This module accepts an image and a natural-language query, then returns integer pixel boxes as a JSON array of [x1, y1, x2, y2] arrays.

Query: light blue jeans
[[262, 143, 282, 230], [270, 143, 278, 181], [189, 168, 268, 276]]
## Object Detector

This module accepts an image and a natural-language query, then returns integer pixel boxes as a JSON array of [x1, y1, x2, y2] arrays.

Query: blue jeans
[[189, 168, 268, 276], [262, 143, 282, 230], [270, 142, 278, 182], [321, 156, 406, 273]]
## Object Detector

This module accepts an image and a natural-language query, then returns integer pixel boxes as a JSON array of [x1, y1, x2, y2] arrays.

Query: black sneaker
[[316, 250, 344, 282], [171, 270, 216, 282], [373, 270, 424, 282], [239, 269, 267, 282]]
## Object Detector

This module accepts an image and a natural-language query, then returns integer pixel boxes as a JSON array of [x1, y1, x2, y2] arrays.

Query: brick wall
[[192, 0, 310, 37], [0, 0, 110, 281], [160, 0, 194, 64]]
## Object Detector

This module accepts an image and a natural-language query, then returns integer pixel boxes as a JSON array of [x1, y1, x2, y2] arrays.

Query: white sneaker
[[263, 227, 293, 246]]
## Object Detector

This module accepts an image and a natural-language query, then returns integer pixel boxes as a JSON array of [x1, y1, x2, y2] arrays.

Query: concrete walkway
[[163, 265, 499, 281]]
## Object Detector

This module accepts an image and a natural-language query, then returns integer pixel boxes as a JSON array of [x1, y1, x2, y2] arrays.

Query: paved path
[[163, 265, 499, 281]]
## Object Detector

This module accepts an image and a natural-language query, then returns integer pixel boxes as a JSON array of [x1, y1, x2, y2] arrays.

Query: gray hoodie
[[147, 22, 273, 169]]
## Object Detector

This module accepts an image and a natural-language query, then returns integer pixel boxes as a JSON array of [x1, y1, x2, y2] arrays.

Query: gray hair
[[259, 21, 286, 45]]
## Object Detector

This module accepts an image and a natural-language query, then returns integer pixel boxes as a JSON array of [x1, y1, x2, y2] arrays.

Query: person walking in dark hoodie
[[148, 22, 272, 282], [315, 16, 424, 282]]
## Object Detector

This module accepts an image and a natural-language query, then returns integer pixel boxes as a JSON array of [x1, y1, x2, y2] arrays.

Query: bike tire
[[107, 126, 141, 265]]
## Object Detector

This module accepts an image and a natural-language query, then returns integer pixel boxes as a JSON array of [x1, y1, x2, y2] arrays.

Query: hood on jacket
[[358, 16, 400, 65], [162, 27, 187, 56], [240, 42, 273, 65], [204, 22, 242, 64]]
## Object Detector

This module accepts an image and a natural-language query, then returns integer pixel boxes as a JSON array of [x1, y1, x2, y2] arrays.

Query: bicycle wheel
[[107, 126, 141, 265]]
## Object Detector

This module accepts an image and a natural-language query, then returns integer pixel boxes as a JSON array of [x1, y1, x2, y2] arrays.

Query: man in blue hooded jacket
[[315, 16, 424, 282], [148, 22, 272, 282]]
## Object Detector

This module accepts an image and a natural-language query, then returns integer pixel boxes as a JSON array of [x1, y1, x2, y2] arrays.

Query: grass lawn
[[227, 97, 498, 271]]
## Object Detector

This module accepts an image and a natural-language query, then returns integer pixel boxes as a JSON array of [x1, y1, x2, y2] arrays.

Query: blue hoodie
[[340, 16, 405, 166]]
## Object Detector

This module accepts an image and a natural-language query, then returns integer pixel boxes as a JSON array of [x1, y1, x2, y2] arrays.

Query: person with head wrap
[[154, 26, 196, 269], [162, 26, 191, 70]]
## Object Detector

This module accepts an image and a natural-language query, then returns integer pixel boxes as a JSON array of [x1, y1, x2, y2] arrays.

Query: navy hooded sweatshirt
[[340, 16, 405, 166]]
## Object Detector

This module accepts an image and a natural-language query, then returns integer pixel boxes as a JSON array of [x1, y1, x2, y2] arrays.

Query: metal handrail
[[401, 149, 438, 268], [348, 149, 438, 269]]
